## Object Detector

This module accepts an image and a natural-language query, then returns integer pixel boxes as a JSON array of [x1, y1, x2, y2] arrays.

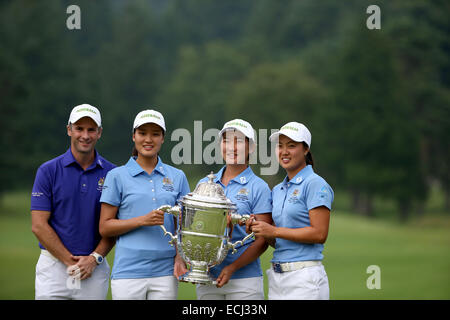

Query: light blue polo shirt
[[197, 166, 272, 279], [100, 156, 190, 279], [271, 165, 334, 263]]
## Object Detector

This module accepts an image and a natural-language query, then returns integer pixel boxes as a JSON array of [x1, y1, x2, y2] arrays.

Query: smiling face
[[132, 122, 164, 159], [276, 134, 309, 178], [221, 130, 249, 165], [67, 117, 102, 156]]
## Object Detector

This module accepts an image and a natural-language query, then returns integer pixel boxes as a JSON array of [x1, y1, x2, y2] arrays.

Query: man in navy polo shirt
[[31, 104, 116, 300]]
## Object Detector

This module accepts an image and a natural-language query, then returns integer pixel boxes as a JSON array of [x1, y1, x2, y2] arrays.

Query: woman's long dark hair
[[132, 146, 138, 157], [302, 142, 314, 168]]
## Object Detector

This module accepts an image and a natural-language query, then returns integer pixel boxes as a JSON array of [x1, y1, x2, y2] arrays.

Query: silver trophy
[[158, 172, 254, 285]]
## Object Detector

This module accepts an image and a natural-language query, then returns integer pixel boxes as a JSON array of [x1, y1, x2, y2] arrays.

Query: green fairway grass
[[1, 192, 449, 299]]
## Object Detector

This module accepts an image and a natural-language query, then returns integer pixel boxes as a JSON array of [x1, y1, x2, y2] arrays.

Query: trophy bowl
[[158, 172, 253, 285]]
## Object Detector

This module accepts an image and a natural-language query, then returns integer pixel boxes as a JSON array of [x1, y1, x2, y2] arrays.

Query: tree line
[[0, 0, 448, 220]]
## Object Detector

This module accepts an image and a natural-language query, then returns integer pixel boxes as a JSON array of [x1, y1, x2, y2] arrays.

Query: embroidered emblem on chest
[[288, 188, 302, 204], [162, 177, 175, 192], [97, 177, 106, 191], [235, 188, 250, 201]]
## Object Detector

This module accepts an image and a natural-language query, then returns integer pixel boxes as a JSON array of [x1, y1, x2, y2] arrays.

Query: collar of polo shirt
[[61, 148, 103, 170], [284, 165, 314, 186], [126, 156, 165, 177], [214, 166, 252, 186]]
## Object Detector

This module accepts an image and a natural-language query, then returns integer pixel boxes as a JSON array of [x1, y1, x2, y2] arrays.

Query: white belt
[[41, 249, 58, 261], [272, 260, 321, 273]]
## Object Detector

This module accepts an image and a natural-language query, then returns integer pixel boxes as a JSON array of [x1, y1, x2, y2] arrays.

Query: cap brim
[[269, 131, 295, 142], [133, 121, 166, 132], [69, 114, 101, 127], [219, 127, 255, 146], [269, 130, 308, 145], [218, 127, 240, 138], [268, 131, 279, 142]]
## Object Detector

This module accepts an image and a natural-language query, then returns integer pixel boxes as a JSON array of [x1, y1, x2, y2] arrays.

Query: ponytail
[[302, 142, 314, 168], [306, 151, 314, 168]]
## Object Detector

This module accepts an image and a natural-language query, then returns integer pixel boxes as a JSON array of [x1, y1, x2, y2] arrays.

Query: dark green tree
[[331, 25, 425, 220]]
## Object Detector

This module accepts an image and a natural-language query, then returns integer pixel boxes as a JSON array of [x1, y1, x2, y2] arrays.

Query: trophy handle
[[227, 212, 255, 253], [157, 205, 181, 246], [227, 232, 255, 254], [160, 225, 177, 246], [158, 205, 181, 217], [230, 213, 251, 225]]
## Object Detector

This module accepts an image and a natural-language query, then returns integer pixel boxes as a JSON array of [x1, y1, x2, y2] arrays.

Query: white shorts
[[35, 251, 110, 300], [196, 276, 264, 300], [111, 276, 178, 300], [267, 264, 329, 300]]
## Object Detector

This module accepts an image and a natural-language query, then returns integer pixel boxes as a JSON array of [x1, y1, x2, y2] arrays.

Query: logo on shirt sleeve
[[32, 192, 44, 197], [316, 186, 330, 201]]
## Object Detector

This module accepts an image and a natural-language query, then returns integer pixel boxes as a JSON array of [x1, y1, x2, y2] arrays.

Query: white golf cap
[[269, 122, 312, 147], [133, 109, 166, 132], [68, 104, 102, 127], [218, 119, 256, 147]]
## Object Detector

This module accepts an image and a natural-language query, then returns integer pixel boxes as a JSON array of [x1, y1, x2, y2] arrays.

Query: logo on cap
[[141, 113, 161, 120], [226, 121, 248, 129], [76, 107, 97, 115], [281, 125, 299, 132], [69, 104, 101, 127]]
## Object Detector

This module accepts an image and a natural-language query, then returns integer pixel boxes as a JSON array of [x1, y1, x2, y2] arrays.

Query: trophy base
[[179, 268, 217, 285]]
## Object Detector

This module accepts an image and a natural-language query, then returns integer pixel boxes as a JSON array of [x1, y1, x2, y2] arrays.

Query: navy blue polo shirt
[[30, 148, 116, 255]]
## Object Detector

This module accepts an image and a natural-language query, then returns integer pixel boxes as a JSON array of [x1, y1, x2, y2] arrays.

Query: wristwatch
[[90, 252, 104, 265]]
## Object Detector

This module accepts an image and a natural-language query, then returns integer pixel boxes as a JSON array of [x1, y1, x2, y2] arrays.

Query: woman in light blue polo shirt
[[196, 119, 272, 300], [99, 110, 190, 300], [249, 122, 334, 300]]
